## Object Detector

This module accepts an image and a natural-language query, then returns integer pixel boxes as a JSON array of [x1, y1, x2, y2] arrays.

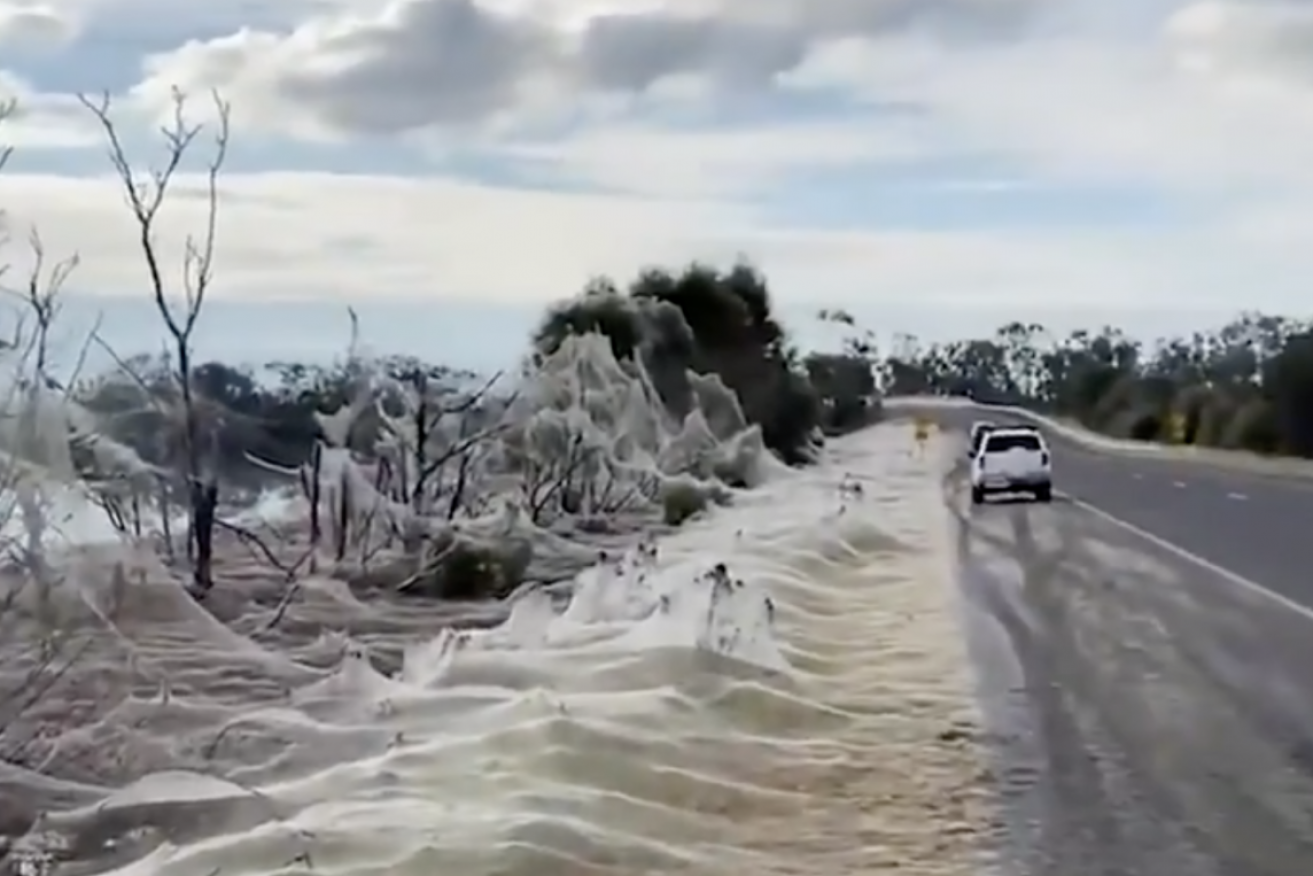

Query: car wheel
[[1033, 484, 1052, 503], [971, 486, 985, 505]]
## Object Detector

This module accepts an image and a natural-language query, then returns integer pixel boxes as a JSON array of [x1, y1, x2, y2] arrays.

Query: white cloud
[[3, 168, 1306, 316], [491, 117, 924, 198], [783, 30, 1313, 193], [0, 2, 74, 46], [1166, 0, 1313, 82], [467, 12, 1313, 205], [0, 73, 99, 148], [125, 0, 1044, 138], [8, 0, 1313, 327], [111, 0, 1313, 203], [0, 171, 750, 303], [24, 0, 356, 43]]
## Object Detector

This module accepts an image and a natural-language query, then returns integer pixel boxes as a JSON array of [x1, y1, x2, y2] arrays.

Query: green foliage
[[534, 278, 644, 361], [1261, 330, 1313, 457], [805, 352, 878, 434], [661, 481, 709, 526], [857, 312, 1313, 458], [533, 259, 824, 464], [1222, 398, 1279, 453]]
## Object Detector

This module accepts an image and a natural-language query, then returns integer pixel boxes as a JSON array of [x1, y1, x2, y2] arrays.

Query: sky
[[2, 0, 1313, 373]]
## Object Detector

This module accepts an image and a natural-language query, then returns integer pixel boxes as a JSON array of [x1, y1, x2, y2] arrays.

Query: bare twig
[[78, 88, 231, 596], [215, 517, 312, 584]]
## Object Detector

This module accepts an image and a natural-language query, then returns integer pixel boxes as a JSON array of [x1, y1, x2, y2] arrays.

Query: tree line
[[73, 287, 1313, 483], [848, 313, 1313, 457], [70, 261, 880, 485]]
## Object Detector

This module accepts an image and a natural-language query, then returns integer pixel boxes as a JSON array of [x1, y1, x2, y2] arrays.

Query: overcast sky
[[2, 0, 1311, 371]]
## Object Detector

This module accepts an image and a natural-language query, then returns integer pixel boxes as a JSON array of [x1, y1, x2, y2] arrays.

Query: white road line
[[1132, 473, 1143, 480], [1227, 492, 1248, 501], [1057, 491, 1313, 623]]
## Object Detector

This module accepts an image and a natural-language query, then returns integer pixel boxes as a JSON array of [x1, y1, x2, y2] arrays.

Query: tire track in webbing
[[1008, 487, 1313, 874], [943, 455, 1304, 875], [943, 464, 1172, 876]]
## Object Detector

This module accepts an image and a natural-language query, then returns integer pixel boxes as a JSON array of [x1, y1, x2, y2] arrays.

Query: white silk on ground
[[5, 426, 992, 876], [0, 331, 991, 874]]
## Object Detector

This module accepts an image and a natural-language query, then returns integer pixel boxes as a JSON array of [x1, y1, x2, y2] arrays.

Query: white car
[[970, 427, 1052, 504], [967, 420, 996, 457]]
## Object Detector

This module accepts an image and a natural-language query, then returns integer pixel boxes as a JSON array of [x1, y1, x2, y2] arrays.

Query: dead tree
[[1, 233, 80, 585], [0, 96, 11, 181], [384, 366, 507, 519], [520, 428, 592, 524], [0, 98, 12, 297], [0, 104, 129, 766], [10, 231, 79, 382], [79, 88, 231, 597]]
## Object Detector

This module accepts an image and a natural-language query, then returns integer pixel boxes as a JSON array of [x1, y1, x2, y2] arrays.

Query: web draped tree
[[79, 88, 231, 596]]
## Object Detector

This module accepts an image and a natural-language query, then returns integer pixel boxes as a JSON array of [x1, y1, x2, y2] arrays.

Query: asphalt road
[[908, 404, 1313, 875], [941, 405, 1313, 612]]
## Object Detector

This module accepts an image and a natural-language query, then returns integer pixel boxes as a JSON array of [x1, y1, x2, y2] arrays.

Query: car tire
[[1033, 483, 1052, 503], [971, 486, 985, 505]]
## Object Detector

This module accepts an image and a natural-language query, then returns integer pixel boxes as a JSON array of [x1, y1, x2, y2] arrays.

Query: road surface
[[951, 406, 1313, 611], [910, 404, 1313, 875]]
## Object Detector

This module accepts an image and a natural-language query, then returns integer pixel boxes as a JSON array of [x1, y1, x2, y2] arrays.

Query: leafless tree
[[0, 234, 82, 588], [519, 428, 590, 524], [7, 232, 80, 383], [252, 313, 518, 579], [79, 343, 184, 561], [380, 368, 508, 519], [78, 88, 231, 597], [0, 98, 12, 299], [0, 104, 130, 784], [817, 308, 879, 361]]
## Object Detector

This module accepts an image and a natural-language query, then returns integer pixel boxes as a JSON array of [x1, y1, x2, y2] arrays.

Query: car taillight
[[1040, 451, 1050, 465]]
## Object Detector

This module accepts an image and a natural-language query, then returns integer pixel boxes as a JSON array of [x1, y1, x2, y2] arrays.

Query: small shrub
[[1105, 403, 1161, 441], [401, 534, 532, 600], [1193, 393, 1239, 447], [1171, 384, 1214, 444], [661, 481, 711, 526], [1221, 399, 1280, 453], [1125, 410, 1162, 441], [1088, 372, 1139, 430]]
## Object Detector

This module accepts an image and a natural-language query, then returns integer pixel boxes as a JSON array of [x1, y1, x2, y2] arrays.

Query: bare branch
[[0, 229, 81, 382], [215, 518, 312, 584], [77, 87, 232, 597], [0, 96, 14, 173]]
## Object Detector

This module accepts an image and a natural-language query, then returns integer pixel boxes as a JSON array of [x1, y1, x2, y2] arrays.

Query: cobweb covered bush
[[0, 337, 162, 555], [534, 265, 823, 465], [287, 327, 786, 601], [0, 97, 820, 872]]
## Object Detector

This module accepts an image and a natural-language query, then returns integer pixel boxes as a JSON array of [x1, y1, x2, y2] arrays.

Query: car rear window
[[983, 433, 1042, 453]]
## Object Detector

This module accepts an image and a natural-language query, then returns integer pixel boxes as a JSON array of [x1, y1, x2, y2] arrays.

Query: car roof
[[984, 427, 1047, 441]]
